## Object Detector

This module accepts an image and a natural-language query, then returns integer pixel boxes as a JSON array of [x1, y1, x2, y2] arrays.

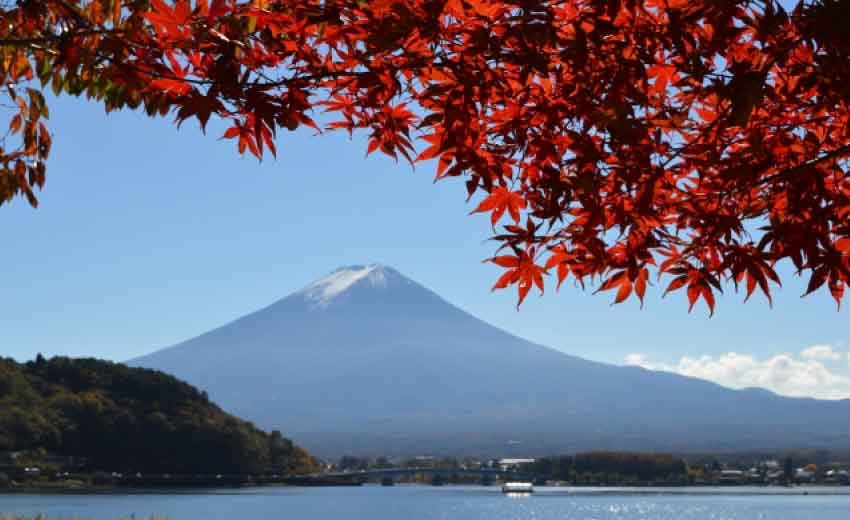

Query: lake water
[[2, 486, 848, 520]]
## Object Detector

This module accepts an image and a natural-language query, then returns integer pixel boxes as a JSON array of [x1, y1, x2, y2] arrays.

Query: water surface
[[2, 485, 848, 520]]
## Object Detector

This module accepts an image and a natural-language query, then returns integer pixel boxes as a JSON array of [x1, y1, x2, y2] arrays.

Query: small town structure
[[496, 458, 537, 472]]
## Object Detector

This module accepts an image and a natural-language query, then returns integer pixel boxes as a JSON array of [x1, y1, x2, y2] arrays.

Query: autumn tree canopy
[[2, 0, 849, 312]]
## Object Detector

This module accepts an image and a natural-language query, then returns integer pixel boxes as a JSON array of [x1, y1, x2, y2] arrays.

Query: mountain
[[130, 264, 850, 456], [0, 356, 317, 474]]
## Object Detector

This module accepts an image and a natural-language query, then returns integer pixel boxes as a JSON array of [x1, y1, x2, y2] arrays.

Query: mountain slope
[[131, 264, 850, 456]]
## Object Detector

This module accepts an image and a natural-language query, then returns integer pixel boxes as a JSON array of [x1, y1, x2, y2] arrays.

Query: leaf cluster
[[2, 0, 849, 310]]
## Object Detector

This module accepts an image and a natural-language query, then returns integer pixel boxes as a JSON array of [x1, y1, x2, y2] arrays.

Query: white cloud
[[624, 349, 850, 400], [801, 344, 842, 361]]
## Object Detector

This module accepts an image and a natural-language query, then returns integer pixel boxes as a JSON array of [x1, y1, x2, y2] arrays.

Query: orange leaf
[[686, 283, 700, 312], [149, 78, 192, 96], [491, 255, 519, 268], [472, 187, 525, 225], [222, 126, 240, 139], [492, 270, 518, 290], [829, 280, 845, 310], [702, 286, 716, 316], [614, 279, 632, 304], [634, 269, 648, 305]]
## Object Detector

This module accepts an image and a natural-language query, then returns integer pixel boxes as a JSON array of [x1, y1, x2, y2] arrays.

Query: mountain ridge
[[130, 264, 850, 456]]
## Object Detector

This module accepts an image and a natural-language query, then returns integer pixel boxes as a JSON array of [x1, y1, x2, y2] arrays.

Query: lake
[[2, 486, 848, 520]]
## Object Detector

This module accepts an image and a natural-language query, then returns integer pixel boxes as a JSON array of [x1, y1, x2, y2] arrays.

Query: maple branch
[[0, 30, 125, 47], [55, 0, 96, 29], [755, 143, 850, 187]]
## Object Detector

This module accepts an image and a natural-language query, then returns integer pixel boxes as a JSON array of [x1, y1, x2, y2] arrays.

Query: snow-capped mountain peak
[[299, 264, 390, 307], [132, 263, 850, 457]]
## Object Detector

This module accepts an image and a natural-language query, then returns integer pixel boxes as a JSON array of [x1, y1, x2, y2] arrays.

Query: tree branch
[[755, 142, 850, 187]]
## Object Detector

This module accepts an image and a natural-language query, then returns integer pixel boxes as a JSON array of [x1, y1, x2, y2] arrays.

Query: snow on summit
[[300, 264, 389, 307]]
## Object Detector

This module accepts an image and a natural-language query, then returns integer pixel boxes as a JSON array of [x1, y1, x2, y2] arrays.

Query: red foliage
[[2, 0, 849, 311]]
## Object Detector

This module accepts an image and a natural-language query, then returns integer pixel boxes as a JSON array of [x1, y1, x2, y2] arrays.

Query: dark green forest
[[0, 356, 317, 475], [527, 452, 688, 483]]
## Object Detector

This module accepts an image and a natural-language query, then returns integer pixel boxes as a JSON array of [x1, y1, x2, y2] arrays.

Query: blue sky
[[2, 94, 849, 398]]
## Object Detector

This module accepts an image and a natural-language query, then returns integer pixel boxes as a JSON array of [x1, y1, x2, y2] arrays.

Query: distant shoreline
[[4, 480, 847, 495]]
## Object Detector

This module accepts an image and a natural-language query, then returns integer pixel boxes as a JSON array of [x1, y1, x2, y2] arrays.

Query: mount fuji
[[130, 264, 850, 456]]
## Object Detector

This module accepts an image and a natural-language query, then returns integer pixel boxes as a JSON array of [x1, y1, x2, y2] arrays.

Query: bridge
[[285, 467, 543, 486]]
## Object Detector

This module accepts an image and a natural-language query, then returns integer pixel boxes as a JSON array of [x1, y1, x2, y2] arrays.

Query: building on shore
[[717, 470, 747, 484], [496, 458, 536, 472]]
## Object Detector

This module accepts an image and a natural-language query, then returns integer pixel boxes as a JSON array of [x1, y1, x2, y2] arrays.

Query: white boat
[[501, 481, 534, 493]]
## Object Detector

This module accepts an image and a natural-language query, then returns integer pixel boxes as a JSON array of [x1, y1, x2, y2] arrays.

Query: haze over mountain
[[131, 264, 850, 456]]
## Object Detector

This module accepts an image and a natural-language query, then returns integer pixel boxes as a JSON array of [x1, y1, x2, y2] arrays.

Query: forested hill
[[0, 356, 318, 475]]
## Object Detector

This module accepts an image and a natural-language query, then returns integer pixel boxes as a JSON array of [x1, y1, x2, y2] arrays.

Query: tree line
[[525, 452, 688, 483], [332, 452, 689, 484]]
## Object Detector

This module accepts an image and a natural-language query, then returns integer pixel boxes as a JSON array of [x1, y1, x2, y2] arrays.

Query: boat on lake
[[501, 481, 534, 493]]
